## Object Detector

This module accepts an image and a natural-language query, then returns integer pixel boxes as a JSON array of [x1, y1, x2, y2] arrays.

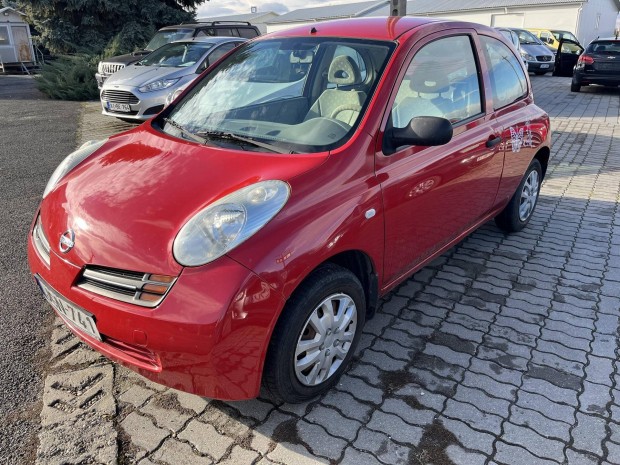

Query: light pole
[[390, 0, 407, 17]]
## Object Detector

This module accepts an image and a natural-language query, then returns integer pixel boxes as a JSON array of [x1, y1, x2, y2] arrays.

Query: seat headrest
[[328, 55, 362, 86], [595, 44, 607, 52], [409, 66, 450, 94]]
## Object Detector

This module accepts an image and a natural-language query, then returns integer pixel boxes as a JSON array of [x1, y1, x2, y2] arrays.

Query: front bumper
[[527, 60, 555, 73], [100, 84, 169, 121], [28, 219, 286, 400]]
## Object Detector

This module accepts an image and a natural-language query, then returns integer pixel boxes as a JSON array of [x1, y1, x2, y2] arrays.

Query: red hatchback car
[[29, 17, 551, 402]]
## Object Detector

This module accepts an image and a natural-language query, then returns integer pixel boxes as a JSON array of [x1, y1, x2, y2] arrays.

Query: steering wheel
[[329, 104, 362, 123]]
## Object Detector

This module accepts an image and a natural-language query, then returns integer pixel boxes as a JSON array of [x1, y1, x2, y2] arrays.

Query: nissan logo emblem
[[59, 229, 75, 253]]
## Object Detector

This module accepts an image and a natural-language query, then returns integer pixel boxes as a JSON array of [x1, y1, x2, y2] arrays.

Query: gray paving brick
[[445, 445, 487, 465], [598, 296, 620, 316], [381, 295, 409, 316], [349, 362, 382, 386], [606, 441, 620, 465], [517, 390, 576, 424], [531, 350, 584, 379], [394, 384, 447, 412], [393, 316, 437, 336], [566, 449, 599, 465], [340, 447, 383, 465], [478, 344, 529, 371], [544, 318, 592, 341], [267, 442, 329, 465], [504, 421, 566, 462], [367, 410, 424, 445], [510, 405, 571, 442], [225, 398, 273, 422], [218, 446, 259, 465], [297, 420, 347, 460], [121, 411, 169, 455], [363, 313, 394, 336], [462, 370, 517, 401], [151, 438, 212, 465], [443, 399, 503, 435], [353, 428, 413, 465], [494, 440, 558, 465], [444, 312, 491, 333], [380, 327, 424, 350], [500, 305, 545, 325], [488, 324, 537, 348], [540, 327, 591, 352], [321, 390, 373, 422], [250, 411, 295, 454], [469, 358, 522, 386], [537, 339, 588, 364], [585, 355, 615, 387], [572, 413, 606, 457], [595, 314, 620, 338], [337, 375, 383, 405], [177, 419, 233, 461], [141, 399, 191, 432], [451, 303, 496, 323], [484, 334, 532, 360], [381, 398, 436, 427], [521, 374, 579, 404], [438, 416, 494, 455], [579, 381, 611, 416], [423, 342, 472, 369], [412, 354, 464, 383], [305, 405, 362, 441], [453, 384, 510, 417], [548, 309, 596, 330], [119, 385, 155, 408]]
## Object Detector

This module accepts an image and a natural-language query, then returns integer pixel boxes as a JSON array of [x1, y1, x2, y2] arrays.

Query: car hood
[[521, 43, 554, 57], [104, 65, 194, 88], [40, 125, 328, 276], [101, 51, 149, 66]]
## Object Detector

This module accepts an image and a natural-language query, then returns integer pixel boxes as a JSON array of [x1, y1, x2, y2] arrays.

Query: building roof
[[268, 0, 610, 24], [196, 11, 278, 23], [0, 6, 26, 17]]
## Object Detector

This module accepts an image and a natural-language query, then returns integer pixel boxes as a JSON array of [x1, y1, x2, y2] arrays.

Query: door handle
[[486, 135, 502, 148]]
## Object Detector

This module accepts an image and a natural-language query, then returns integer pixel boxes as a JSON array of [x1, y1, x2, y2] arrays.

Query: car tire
[[571, 82, 581, 92], [495, 159, 542, 233], [263, 263, 366, 403]]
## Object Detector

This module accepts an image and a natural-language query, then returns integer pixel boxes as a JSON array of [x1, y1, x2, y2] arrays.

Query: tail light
[[578, 55, 594, 65]]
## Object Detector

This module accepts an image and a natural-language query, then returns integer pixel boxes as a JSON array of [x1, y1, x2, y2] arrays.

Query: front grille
[[77, 266, 176, 307], [101, 90, 139, 105], [100, 62, 125, 77], [33, 215, 51, 266], [537, 55, 553, 62]]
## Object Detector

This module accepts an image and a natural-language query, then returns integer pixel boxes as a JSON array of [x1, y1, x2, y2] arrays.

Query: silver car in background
[[509, 28, 555, 75], [100, 36, 245, 121]]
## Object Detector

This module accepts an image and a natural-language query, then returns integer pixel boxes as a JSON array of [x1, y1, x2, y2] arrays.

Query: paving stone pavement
[[36, 76, 620, 465]]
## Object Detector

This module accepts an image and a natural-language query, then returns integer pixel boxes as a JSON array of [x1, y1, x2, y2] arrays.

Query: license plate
[[106, 102, 131, 112], [540, 64, 550, 69], [35, 276, 102, 341]]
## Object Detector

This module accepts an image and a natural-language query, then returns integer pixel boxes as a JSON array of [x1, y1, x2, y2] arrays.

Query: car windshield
[[161, 37, 394, 153], [139, 42, 213, 67], [515, 30, 542, 45], [587, 41, 620, 54], [146, 29, 194, 50], [553, 31, 578, 43]]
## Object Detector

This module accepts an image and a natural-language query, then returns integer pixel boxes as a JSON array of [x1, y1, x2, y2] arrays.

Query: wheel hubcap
[[519, 170, 539, 221], [294, 293, 357, 386]]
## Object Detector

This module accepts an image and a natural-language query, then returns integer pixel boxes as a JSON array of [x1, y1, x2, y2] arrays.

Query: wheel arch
[[534, 146, 550, 180]]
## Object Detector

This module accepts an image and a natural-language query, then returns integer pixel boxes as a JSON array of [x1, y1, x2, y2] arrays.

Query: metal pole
[[390, 0, 407, 16]]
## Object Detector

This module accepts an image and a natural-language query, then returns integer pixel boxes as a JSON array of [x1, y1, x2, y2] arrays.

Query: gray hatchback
[[100, 36, 245, 121]]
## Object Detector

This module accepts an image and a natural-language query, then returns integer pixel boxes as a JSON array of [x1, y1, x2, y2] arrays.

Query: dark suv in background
[[95, 21, 260, 88]]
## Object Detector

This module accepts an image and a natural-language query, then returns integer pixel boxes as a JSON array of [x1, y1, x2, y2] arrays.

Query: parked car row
[[32, 17, 551, 402]]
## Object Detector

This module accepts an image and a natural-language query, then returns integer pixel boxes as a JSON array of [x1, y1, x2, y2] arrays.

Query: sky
[[196, 0, 353, 18]]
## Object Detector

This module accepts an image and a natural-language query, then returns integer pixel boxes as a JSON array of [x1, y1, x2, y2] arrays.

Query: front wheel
[[495, 159, 542, 232], [263, 264, 366, 403]]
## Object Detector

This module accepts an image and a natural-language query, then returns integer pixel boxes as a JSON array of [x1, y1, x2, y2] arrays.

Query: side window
[[480, 36, 528, 110], [205, 43, 237, 68], [197, 28, 216, 37], [390, 35, 482, 129], [214, 27, 235, 37], [238, 28, 258, 39], [0, 26, 10, 45]]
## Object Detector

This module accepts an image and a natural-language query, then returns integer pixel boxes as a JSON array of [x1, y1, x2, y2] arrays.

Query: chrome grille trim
[[100, 62, 125, 76], [77, 266, 176, 308], [537, 55, 552, 62], [101, 90, 140, 105], [33, 216, 51, 266]]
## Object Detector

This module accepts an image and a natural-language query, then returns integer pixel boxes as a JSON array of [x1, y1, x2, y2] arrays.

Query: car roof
[[266, 16, 494, 41], [591, 37, 620, 42], [159, 22, 256, 31], [171, 37, 246, 45]]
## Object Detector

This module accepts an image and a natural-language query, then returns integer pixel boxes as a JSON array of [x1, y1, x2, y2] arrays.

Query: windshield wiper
[[198, 130, 296, 154], [163, 118, 207, 144]]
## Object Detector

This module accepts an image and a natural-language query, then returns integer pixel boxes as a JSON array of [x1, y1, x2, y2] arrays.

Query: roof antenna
[[310, 27, 317, 34]]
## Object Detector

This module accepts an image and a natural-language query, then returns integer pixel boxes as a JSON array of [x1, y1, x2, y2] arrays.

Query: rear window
[[238, 28, 259, 38], [587, 41, 620, 54], [146, 29, 194, 50]]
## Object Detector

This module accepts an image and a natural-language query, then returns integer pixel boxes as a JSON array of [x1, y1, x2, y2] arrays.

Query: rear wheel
[[535, 71, 547, 75], [263, 264, 366, 403], [571, 82, 581, 92], [495, 159, 542, 232]]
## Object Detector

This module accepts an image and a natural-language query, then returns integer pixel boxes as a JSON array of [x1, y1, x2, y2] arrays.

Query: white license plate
[[540, 64, 550, 69], [106, 102, 131, 112], [35, 276, 102, 341]]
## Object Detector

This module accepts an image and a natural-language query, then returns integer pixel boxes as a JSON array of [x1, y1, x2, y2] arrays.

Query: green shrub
[[35, 54, 99, 101]]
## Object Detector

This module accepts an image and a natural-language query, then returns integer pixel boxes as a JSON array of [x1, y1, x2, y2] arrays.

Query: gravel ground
[[0, 76, 80, 464]]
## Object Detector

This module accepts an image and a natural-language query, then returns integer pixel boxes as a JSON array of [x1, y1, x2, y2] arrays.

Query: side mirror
[[387, 116, 453, 151]]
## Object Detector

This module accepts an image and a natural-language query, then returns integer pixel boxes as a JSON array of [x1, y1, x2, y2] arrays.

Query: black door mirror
[[386, 116, 453, 153]]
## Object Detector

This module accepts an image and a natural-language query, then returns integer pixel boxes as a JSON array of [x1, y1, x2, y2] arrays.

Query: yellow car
[[527, 28, 581, 52]]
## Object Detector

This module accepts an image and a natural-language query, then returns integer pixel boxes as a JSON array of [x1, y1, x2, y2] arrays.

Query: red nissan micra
[[29, 17, 551, 402]]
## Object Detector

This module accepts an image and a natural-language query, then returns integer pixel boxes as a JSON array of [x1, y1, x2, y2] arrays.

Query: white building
[[0, 7, 35, 71], [266, 0, 620, 45]]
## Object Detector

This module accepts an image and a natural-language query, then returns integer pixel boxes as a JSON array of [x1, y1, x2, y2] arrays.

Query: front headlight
[[42, 139, 107, 198], [520, 51, 535, 61], [173, 180, 290, 267], [139, 78, 180, 93]]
